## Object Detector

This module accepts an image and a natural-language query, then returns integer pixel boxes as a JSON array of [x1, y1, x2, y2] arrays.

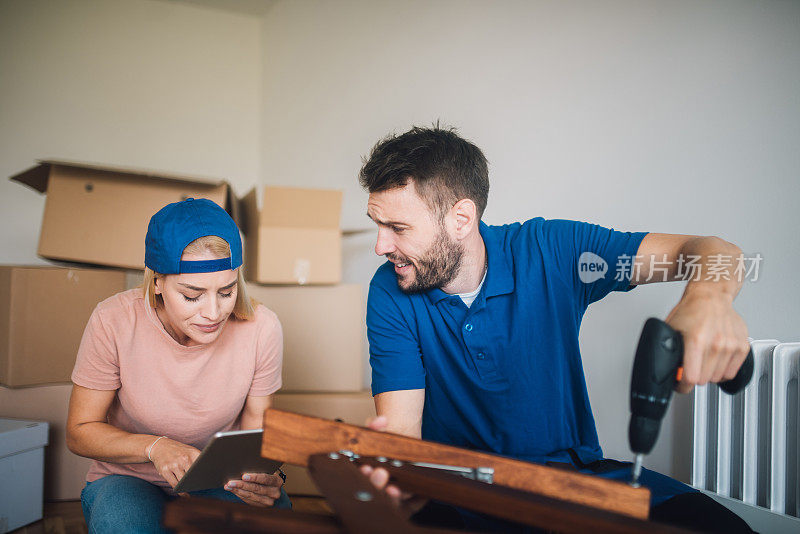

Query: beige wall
[[261, 0, 800, 481], [0, 0, 262, 264]]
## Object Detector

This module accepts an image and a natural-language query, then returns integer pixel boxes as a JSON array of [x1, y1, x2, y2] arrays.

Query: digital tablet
[[173, 429, 283, 493]]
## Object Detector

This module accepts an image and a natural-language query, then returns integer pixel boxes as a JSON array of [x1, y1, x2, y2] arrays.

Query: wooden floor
[[13, 496, 332, 533], [13, 502, 87, 534]]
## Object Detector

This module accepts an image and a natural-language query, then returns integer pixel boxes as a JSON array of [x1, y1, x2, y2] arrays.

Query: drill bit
[[630, 453, 643, 487]]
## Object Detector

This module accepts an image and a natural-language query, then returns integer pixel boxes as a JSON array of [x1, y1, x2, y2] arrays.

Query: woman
[[66, 197, 289, 533]]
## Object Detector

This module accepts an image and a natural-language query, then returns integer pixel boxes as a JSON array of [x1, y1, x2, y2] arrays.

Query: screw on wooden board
[[354, 491, 373, 502]]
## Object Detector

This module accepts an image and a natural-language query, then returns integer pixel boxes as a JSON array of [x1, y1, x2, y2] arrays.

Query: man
[[358, 126, 753, 532]]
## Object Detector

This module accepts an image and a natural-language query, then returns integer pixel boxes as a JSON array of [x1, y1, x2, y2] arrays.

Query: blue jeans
[[80, 475, 292, 534]]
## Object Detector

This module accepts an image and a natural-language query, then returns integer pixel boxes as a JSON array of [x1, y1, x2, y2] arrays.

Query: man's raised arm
[[631, 233, 749, 394]]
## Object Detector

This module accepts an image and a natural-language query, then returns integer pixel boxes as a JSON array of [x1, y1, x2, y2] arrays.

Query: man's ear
[[451, 198, 477, 238]]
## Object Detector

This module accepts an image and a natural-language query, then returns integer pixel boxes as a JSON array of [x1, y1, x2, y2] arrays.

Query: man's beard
[[391, 227, 464, 294]]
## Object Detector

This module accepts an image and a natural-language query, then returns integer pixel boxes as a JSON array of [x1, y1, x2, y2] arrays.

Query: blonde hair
[[142, 235, 256, 321]]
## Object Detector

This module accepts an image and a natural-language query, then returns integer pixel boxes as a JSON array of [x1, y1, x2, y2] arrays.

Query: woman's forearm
[[67, 421, 159, 464]]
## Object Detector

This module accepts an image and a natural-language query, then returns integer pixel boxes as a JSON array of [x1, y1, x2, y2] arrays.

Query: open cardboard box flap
[[11, 159, 237, 216], [12, 159, 227, 190], [9, 159, 237, 270]]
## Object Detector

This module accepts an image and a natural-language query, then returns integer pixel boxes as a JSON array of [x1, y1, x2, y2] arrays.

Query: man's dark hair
[[359, 125, 489, 220]]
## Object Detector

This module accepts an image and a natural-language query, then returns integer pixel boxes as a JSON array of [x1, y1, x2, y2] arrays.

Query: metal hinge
[[336, 450, 495, 484]]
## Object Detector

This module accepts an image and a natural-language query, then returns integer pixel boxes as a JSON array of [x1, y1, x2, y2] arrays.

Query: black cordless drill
[[628, 318, 754, 486]]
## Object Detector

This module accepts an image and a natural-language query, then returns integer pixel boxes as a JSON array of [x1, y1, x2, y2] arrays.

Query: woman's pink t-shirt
[[71, 288, 282, 489]]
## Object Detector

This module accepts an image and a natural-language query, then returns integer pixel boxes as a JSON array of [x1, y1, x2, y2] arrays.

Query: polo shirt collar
[[426, 221, 515, 304], [479, 221, 515, 298]]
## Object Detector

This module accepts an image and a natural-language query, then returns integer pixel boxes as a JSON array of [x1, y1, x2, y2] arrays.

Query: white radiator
[[692, 340, 800, 520]]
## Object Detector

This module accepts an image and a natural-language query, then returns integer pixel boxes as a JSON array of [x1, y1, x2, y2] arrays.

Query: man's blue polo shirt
[[367, 218, 648, 466]]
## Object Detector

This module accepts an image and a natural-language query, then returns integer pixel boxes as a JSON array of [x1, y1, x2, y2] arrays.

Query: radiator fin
[[693, 340, 800, 519]]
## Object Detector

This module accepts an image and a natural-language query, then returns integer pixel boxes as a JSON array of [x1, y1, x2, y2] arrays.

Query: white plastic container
[[0, 418, 48, 532]]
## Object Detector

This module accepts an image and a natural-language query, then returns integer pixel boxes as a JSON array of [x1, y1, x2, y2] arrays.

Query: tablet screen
[[174, 429, 283, 493]]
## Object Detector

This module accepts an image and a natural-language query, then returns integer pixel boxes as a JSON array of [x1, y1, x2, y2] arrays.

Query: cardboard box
[[247, 284, 365, 392], [271, 390, 376, 423], [10, 160, 234, 270], [0, 419, 49, 529], [271, 391, 375, 495], [0, 385, 86, 501], [0, 266, 126, 388], [241, 186, 342, 284]]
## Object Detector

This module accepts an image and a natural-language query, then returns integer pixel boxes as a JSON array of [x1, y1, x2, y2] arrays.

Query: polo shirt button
[[477, 352, 485, 360], [465, 323, 473, 332]]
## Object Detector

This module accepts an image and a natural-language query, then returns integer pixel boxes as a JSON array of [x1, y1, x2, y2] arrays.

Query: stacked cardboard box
[[11, 160, 235, 270], [0, 266, 127, 388], [247, 283, 373, 496], [247, 283, 365, 392], [242, 185, 374, 496], [0, 266, 127, 499], [240, 186, 342, 285], [0, 265, 126, 499]]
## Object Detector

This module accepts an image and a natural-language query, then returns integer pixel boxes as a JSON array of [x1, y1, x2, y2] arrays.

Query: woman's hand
[[225, 472, 284, 507], [148, 437, 201, 489]]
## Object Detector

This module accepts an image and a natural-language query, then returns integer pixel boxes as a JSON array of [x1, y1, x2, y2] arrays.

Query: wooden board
[[308, 454, 460, 534], [352, 455, 690, 534], [261, 409, 650, 520]]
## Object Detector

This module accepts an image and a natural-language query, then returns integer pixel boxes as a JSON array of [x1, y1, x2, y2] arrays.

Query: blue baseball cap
[[145, 198, 243, 274]]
